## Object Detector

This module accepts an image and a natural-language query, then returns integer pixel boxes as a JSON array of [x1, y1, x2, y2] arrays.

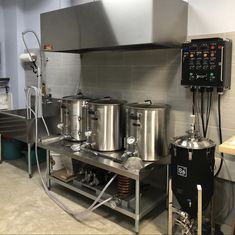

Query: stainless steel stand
[[135, 179, 140, 234], [0, 134, 32, 177], [197, 185, 202, 235], [39, 140, 167, 234], [28, 144, 32, 178], [46, 150, 51, 189], [168, 178, 173, 235]]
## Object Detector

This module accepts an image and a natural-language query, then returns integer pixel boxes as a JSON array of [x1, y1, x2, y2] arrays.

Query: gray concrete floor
[[0, 160, 168, 234]]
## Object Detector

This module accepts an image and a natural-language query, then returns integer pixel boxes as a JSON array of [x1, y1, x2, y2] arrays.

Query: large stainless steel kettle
[[125, 100, 170, 161], [60, 95, 90, 141], [87, 98, 126, 151]]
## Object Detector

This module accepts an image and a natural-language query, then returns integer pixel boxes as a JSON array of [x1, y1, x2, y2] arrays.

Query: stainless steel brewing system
[[60, 95, 89, 141], [87, 98, 126, 151], [125, 101, 170, 161]]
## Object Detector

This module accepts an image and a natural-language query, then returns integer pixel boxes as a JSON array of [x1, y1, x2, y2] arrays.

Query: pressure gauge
[[85, 131, 92, 137], [127, 136, 136, 145]]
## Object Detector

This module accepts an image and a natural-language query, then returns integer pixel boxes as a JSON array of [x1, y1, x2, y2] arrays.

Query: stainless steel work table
[[0, 100, 60, 177], [39, 139, 168, 234]]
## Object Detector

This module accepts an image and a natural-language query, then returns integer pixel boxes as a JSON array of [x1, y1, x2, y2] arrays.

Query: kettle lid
[[62, 95, 90, 101], [89, 97, 126, 105], [173, 133, 215, 150], [126, 100, 170, 109]]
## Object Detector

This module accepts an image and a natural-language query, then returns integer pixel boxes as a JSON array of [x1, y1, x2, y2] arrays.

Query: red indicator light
[[218, 45, 223, 49], [210, 45, 215, 50]]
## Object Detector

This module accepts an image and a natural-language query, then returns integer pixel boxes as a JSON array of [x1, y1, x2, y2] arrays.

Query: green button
[[210, 73, 214, 76]]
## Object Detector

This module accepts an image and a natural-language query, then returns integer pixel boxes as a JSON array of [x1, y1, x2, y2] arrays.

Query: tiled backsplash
[[80, 34, 235, 145], [25, 33, 235, 159], [25, 50, 81, 98]]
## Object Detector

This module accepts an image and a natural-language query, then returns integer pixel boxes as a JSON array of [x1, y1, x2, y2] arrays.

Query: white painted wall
[[23, 0, 74, 48], [1, 0, 77, 108], [188, 0, 235, 35], [3, 0, 24, 108]]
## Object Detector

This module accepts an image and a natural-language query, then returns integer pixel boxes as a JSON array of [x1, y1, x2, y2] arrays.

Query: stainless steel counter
[[0, 99, 61, 177], [0, 101, 60, 144], [38, 138, 169, 180], [38, 138, 168, 233]]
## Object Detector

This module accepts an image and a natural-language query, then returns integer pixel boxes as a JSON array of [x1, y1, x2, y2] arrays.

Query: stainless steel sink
[[0, 101, 61, 144]]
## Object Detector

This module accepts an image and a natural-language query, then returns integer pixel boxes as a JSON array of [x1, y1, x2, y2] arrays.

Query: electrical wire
[[205, 90, 212, 137], [195, 89, 201, 135], [200, 89, 206, 137], [214, 94, 224, 177], [192, 89, 195, 115]]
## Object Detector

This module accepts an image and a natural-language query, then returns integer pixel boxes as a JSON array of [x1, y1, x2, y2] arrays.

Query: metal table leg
[[197, 185, 202, 235], [135, 179, 140, 234], [166, 164, 169, 208], [46, 150, 51, 190], [168, 178, 173, 235], [0, 134, 2, 164], [28, 143, 32, 178]]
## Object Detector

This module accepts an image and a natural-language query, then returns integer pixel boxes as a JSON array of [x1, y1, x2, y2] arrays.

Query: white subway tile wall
[[80, 33, 234, 148], [24, 33, 235, 159], [25, 50, 81, 98]]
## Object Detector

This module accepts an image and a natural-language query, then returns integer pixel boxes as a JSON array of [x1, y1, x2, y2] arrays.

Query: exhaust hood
[[40, 0, 188, 53]]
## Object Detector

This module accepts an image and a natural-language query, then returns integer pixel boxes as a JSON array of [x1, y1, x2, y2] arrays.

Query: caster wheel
[[29, 174, 32, 178], [0, 160, 2, 164]]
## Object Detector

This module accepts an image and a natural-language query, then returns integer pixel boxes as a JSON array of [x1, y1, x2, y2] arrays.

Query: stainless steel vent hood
[[40, 0, 188, 52]]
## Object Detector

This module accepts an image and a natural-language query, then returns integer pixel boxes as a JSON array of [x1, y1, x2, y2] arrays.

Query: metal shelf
[[39, 139, 168, 233], [49, 175, 166, 219]]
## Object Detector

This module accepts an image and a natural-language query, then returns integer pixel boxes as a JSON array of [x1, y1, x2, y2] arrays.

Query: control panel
[[181, 38, 232, 89]]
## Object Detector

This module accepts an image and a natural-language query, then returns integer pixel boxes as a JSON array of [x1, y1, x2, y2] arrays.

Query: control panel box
[[181, 38, 232, 89]]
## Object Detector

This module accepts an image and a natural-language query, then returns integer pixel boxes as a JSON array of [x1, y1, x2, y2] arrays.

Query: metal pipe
[[28, 143, 32, 178], [46, 150, 51, 189], [135, 179, 140, 233], [197, 185, 202, 235], [168, 178, 173, 235]]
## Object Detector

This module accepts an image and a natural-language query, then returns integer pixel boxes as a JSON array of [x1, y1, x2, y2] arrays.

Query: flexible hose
[[27, 86, 116, 221], [22, 30, 43, 74], [22, 31, 43, 117]]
